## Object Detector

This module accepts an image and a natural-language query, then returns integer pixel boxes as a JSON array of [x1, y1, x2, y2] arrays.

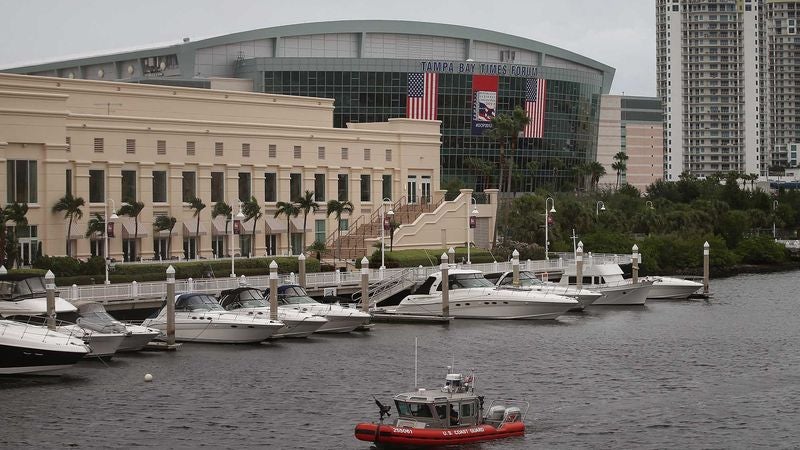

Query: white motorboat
[[74, 302, 161, 352], [485, 270, 603, 310], [142, 293, 285, 343], [218, 287, 328, 338], [386, 269, 578, 320], [265, 285, 371, 333], [556, 263, 653, 305], [0, 319, 90, 374], [643, 276, 703, 299], [56, 323, 126, 358]]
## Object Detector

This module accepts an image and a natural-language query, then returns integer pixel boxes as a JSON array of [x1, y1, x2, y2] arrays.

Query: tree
[[188, 197, 206, 258], [612, 151, 629, 188], [326, 199, 354, 263], [117, 201, 145, 261], [274, 201, 300, 255], [211, 201, 233, 244], [0, 203, 29, 267], [295, 190, 319, 253], [586, 161, 607, 191], [153, 215, 177, 258], [52, 193, 85, 256], [486, 113, 515, 192], [465, 157, 495, 191], [241, 196, 262, 257], [388, 219, 401, 251], [506, 106, 532, 193], [85, 213, 106, 238]]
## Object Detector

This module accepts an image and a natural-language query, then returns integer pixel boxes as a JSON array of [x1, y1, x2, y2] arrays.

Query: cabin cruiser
[[264, 285, 371, 333], [642, 276, 703, 299], [71, 302, 161, 352], [0, 319, 90, 374], [142, 293, 285, 343], [355, 368, 528, 447], [218, 287, 328, 338], [385, 269, 578, 320], [555, 263, 653, 305], [484, 270, 603, 310]]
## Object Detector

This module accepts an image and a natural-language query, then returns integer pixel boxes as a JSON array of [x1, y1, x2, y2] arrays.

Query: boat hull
[[272, 317, 327, 338], [145, 320, 280, 343], [0, 322, 89, 374], [117, 330, 161, 352], [354, 422, 525, 447], [316, 315, 368, 333], [393, 295, 575, 320], [592, 283, 651, 305], [646, 277, 703, 299]]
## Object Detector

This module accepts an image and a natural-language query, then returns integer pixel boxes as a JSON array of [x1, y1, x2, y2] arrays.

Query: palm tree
[[0, 203, 28, 267], [572, 162, 589, 192], [188, 197, 206, 258], [211, 201, 232, 243], [275, 201, 300, 255], [241, 196, 262, 257], [295, 191, 319, 253], [506, 106, 532, 193], [85, 213, 106, 238], [587, 161, 607, 191], [486, 114, 515, 192], [612, 151, 629, 188], [153, 215, 177, 258], [325, 199, 354, 263], [117, 201, 145, 261], [52, 193, 85, 256]]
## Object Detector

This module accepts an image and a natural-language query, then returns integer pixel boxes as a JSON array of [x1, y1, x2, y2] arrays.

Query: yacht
[[218, 287, 328, 338], [264, 285, 371, 333], [385, 269, 578, 320], [142, 293, 285, 343], [0, 319, 90, 374], [484, 270, 603, 310], [55, 324, 126, 358], [73, 302, 161, 352], [555, 263, 653, 305], [643, 276, 703, 299]]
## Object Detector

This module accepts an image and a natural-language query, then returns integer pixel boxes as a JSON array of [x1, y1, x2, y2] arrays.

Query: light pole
[[596, 201, 606, 217], [230, 200, 245, 277], [104, 199, 119, 285], [466, 196, 479, 264], [773, 200, 778, 239], [380, 198, 394, 270], [645, 200, 654, 210], [544, 197, 555, 260]]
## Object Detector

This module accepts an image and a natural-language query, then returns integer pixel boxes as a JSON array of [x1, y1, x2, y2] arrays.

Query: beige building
[[597, 95, 664, 192], [0, 73, 492, 264]]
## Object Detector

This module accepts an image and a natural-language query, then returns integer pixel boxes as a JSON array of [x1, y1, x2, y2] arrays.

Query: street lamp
[[773, 200, 778, 239], [544, 197, 555, 260], [380, 198, 395, 270], [645, 200, 654, 210], [230, 200, 245, 277], [104, 199, 119, 285], [466, 196, 479, 264], [596, 201, 606, 217]]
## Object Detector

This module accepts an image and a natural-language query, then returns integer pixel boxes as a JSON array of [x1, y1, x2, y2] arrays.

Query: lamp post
[[230, 200, 245, 277], [773, 200, 778, 239], [596, 201, 606, 217], [380, 198, 394, 270], [645, 200, 654, 210], [466, 196, 479, 265], [104, 199, 119, 285], [544, 197, 555, 260]]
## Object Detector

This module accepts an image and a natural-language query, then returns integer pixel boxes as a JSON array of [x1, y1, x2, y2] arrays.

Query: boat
[[73, 302, 161, 352], [484, 270, 603, 310], [555, 263, 653, 305], [642, 276, 703, 299], [0, 319, 90, 375], [383, 269, 578, 320], [354, 368, 528, 447], [218, 287, 328, 338], [55, 323, 126, 358], [141, 293, 285, 343], [264, 285, 371, 333]]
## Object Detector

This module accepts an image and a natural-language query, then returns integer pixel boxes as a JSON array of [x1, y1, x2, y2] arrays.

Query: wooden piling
[[269, 260, 278, 321], [166, 265, 175, 346], [441, 253, 450, 317], [360, 257, 370, 313]]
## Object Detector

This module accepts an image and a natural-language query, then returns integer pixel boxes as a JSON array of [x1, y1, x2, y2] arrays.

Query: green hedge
[[359, 247, 495, 268]]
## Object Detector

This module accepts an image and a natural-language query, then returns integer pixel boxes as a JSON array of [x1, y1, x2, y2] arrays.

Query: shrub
[[735, 236, 787, 264], [33, 255, 82, 277]]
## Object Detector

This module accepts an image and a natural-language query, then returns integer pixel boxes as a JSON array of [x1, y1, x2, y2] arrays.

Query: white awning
[[265, 216, 288, 233], [66, 220, 86, 239], [183, 220, 208, 236], [290, 217, 312, 232], [120, 217, 149, 238], [211, 216, 229, 236], [239, 218, 262, 233]]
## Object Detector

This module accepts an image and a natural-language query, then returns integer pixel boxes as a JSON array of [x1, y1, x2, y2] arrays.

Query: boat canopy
[[0, 276, 47, 300], [264, 285, 318, 305], [175, 293, 226, 312], [219, 288, 267, 310]]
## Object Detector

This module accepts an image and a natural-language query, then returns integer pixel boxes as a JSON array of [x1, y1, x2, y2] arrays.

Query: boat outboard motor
[[487, 405, 506, 422], [503, 407, 522, 423]]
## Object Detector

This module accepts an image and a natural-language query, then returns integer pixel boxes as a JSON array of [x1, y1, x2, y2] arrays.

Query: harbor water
[[1, 270, 798, 449]]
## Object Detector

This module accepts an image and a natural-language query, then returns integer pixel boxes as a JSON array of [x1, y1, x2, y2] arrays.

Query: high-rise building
[[657, 0, 799, 181]]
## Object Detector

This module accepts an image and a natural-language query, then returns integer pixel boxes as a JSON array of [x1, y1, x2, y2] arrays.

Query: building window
[[364, 148, 371, 161], [182, 171, 196, 202], [89, 169, 104, 203], [268, 144, 277, 158], [337, 174, 349, 201], [360, 175, 371, 202], [211, 172, 224, 203], [157, 140, 166, 155], [94, 138, 104, 153], [152, 171, 167, 203], [242, 143, 250, 157], [7, 160, 38, 204], [66, 136, 71, 152], [238, 172, 252, 201], [318, 146, 325, 159], [314, 219, 326, 245], [314, 174, 325, 201], [215, 142, 223, 157], [382, 174, 392, 200], [339, 219, 349, 232], [186, 141, 195, 156], [211, 236, 224, 258], [126, 139, 136, 154], [265, 234, 277, 256], [341, 147, 349, 160], [121, 170, 137, 203], [293, 145, 302, 159], [290, 173, 302, 201], [65, 169, 73, 195], [385, 149, 392, 162], [264, 172, 277, 202]]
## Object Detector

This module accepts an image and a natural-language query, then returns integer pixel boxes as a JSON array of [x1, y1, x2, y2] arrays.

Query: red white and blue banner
[[523, 78, 546, 138], [406, 72, 439, 120], [471, 75, 499, 135]]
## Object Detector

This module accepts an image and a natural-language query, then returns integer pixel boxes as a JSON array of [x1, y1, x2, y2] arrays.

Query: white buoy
[[144, 373, 153, 382]]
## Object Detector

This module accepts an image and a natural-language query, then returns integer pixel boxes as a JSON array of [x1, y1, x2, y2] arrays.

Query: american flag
[[407, 72, 439, 120], [524, 78, 547, 138]]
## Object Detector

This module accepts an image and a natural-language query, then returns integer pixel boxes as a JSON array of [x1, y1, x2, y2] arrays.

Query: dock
[[370, 311, 453, 324]]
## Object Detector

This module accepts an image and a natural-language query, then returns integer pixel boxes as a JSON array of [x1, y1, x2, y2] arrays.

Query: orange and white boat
[[354, 369, 528, 447]]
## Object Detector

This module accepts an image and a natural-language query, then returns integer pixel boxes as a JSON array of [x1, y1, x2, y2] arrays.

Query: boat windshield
[[395, 401, 434, 418], [176, 294, 226, 312], [518, 272, 546, 287], [224, 290, 267, 310], [449, 273, 494, 289], [0, 277, 47, 299], [278, 286, 318, 305]]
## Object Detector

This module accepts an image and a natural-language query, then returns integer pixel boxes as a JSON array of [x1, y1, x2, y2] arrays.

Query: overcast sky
[[0, 0, 656, 96]]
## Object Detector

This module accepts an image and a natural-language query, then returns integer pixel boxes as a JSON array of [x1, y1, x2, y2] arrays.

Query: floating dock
[[370, 311, 453, 324]]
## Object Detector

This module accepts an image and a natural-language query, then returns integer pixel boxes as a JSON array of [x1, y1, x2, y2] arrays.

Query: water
[[2, 271, 799, 449]]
